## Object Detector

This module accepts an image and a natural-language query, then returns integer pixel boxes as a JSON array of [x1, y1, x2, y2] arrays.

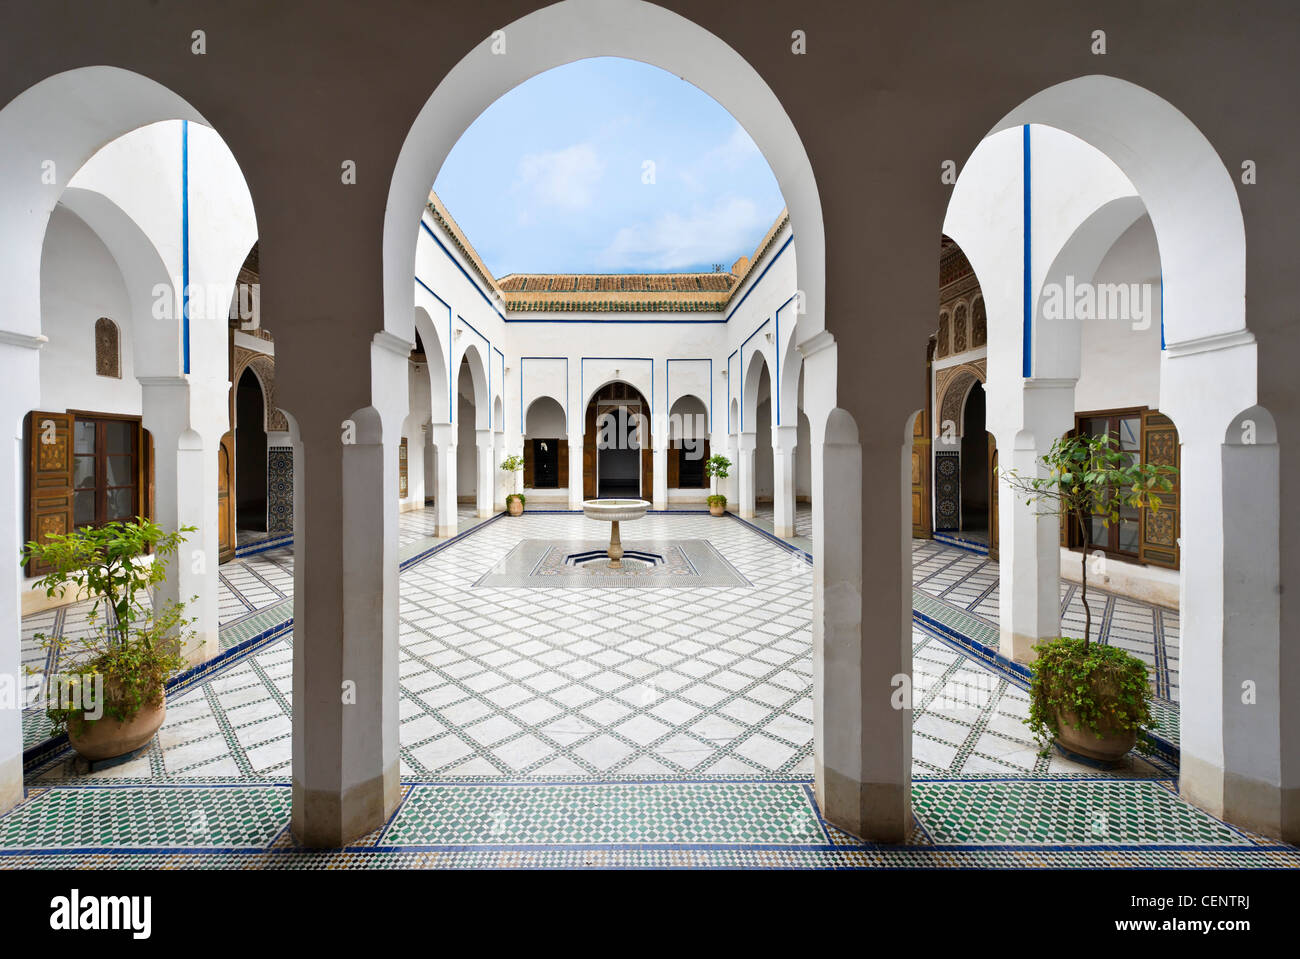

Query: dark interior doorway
[[960, 381, 988, 537], [531, 438, 559, 488], [236, 367, 268, 532]]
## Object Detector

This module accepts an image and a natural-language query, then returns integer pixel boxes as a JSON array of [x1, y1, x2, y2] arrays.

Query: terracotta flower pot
[[508, 498, 524, 516], [68, 700, 166, 762], [709, 502, 725, 517], [1054, 706, 1137, 764]]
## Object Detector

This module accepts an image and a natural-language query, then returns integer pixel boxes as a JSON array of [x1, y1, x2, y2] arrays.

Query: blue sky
[[432, 57, 786, 277]]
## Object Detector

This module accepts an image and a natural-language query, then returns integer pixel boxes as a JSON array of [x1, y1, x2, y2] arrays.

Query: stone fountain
[[581, 499, 651, 568]]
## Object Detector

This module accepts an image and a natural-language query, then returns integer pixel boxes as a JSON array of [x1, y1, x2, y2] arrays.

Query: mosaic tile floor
[[7, 508, 1293, 868], [911, 538, 1181, 702]]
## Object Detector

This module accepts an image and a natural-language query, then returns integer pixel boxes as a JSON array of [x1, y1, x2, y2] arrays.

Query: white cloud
[[597, 195, 767, 271], [512, 143, 605, 212]]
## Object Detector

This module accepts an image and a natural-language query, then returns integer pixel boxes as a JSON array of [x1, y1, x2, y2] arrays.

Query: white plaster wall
[[39, 206, 141, 415], [1073, 214, 1163, 413], [524, 396, 565, 438]]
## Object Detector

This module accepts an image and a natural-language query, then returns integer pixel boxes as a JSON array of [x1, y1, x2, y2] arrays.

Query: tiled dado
[[1, 779, 1294, 869]]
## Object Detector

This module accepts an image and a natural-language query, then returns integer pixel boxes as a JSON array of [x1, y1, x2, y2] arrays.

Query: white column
[[724, 432, 740, 508], [0, 338, 40, 816], [406, 428, 426, 510], [772, 424, 798, 537], [652, 418, 668, 510], [141, 376, 225, 666], [429, 423, 457, 536], [737, 432, 757, 518], [493, 431, 506, 511], [475, 428, 493, 518], [568, 431, 584, 509], [994, 380, 1074, 663]]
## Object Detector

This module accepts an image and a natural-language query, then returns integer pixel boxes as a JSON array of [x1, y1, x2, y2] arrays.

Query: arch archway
[[941, 75, 1277, 834], [584, 381, 652, 500]]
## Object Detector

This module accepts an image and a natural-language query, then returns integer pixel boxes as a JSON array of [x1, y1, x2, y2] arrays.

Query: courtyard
[[3, 506, 1291, 869]]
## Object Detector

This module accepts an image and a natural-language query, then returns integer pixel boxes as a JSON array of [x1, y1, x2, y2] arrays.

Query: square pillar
[[429, 423, 457, 536], [652, 424, 668, 510], [0, 339, 39, 816], [493, 431, 506, 511], [568, 431, 584, 509], [772, 424, 798, 537], [737, 432, 757, 518], [288, 333, 407, 848], [475, 428, 494, 518], [141, 376, 225, 666]]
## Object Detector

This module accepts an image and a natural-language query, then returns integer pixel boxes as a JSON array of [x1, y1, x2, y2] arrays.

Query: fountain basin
[[581, 499, 651, 522], [581, 499, 651, 568]]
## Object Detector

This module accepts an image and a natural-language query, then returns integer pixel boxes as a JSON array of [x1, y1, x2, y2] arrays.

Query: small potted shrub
[[21, 518, 195, 763], [1004, 431, 1176, 764], [704, 454, 731, 516], [500, 453, 526, 516]]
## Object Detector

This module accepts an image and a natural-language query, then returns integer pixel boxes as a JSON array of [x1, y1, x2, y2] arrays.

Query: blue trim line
[[738, 316, 773, 431], [181, 121, 190, 374], [420, 217, 505, 319], [580, 357, 654, 414], [726, 350, 738, 433], [519, 356, 569, 433], [1022, 123, 1032, 379], [413, 277, 454, 419], [665, 358, 713, 430], [1159, 270, 1165, 350], [724, 233, 793, 323]]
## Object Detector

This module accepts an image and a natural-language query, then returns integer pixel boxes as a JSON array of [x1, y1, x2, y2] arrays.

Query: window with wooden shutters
[[1138, 411, 1180, 569], [94, 317, 120, 378], [25, 411, 74, 576], [70, 414, 140, 529], [398, 438, 408, 497]]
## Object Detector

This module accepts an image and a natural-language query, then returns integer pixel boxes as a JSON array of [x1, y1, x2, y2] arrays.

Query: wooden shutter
[[583, 403, 597, 498], [1139, 410, 1180, 569], [667, 446, 680, 488], [701, 438, 711, 489], [398, 438, 409, 498], [26, 411, 74, 577], [522, 440, 535, 488], [557, 439, 569, 487], [218, 432, 235, 563], [640, 416, 653, 500]]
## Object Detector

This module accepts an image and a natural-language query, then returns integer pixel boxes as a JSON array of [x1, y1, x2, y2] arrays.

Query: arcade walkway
[[2, 508, 1294, 868]]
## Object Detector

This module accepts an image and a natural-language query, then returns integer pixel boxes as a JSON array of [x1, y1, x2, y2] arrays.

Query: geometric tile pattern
[[472, 538, 751, 587], [382, 781, 826, 846], [8, 508, 1288, 870], [911, 779, 1251, 846], [0, 785, 290, 849], [911, 537, 1181, 703]]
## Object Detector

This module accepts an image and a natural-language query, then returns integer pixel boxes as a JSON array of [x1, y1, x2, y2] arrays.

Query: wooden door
[[639, 411, 653, 501], [1138, 411, 1180, 569], [987, 434, 999, 560], [911, 414, 931, 537], [557, 439, 569, 488], [25, 411, 74, 576], [218, 432, 235, 563], [522, 439, 535, 488], [583, 403, 597, 498]]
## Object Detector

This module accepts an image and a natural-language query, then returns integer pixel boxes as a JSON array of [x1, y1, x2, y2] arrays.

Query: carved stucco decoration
[[233, 347, 288, 432], [934, 359, 987, 437]]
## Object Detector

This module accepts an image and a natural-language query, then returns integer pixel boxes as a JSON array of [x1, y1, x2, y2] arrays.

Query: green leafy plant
[[500, 453, 525, 474], [704, 454, 731, 482], [506, 493, 526, 506], [1002, 431, 1176, 753], [20, 518, 195, 734], [707, 494, 727, 508]]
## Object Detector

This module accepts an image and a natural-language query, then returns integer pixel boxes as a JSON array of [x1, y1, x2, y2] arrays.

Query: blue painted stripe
[[724, 233, 793, 323], [420, 217, 505, 319], [181, 121, 190, 374], [1022, 123, 1031, 379], [1159, 270, 1165, 350]]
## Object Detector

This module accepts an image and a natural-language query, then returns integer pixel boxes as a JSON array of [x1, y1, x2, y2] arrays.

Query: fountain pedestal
[[581, 499, 651, 569]]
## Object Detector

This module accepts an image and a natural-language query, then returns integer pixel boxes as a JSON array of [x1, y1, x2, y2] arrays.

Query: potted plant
[[500, 453, 526, 515], [21, 518, 195, 763], [1003, 431, 1176, 764], [704, 454, 731, 516]]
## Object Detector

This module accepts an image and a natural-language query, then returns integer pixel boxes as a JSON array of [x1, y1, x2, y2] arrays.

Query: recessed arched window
[[94, 317, 120, 378]]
